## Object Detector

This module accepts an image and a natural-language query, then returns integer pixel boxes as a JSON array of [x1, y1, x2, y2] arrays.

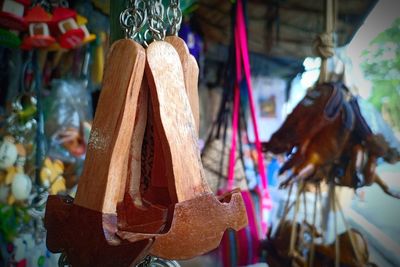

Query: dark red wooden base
[[45, 195, 153, 267]]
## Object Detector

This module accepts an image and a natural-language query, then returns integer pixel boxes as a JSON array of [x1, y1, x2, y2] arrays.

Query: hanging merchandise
[[21, 6, 55, 49], [231, 0, 270, 238], [44, 0, 247, 266], [39, 157, 66, 195], [0, 1, 102, 266], [0, 91, 37, 205], [261, 0, 400, 266], [201, 0, 271, 266], [0, 0, 30, 31], [50, 7, 84, 49], [44, 79, 91, 161], [0, 52, 58, 266], [75, 14, 96, 45]]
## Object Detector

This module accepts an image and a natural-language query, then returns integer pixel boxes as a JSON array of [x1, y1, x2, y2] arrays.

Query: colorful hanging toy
[[0, 0, 30, 31], [21, 5, 55, 49]]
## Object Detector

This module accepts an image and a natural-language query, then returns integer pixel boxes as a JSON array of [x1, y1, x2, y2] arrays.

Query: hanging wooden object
[[165, 35, 200, 133], [134, 35, 202, 209], [131, 35, 201, 212], [76, 14, 96, 45], [116, 77, 169, 235], [116, 41, 247, 260], [44, 39, 153, 267]]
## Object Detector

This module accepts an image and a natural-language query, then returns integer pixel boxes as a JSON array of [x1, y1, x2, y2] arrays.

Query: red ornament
[[21, 6, 55, 49], [0, 0, 30, 31], [51, 7, 84, 49]]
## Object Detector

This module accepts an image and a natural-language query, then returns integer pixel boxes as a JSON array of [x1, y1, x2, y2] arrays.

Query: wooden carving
[[45, 39, 247, 264], [44, 39, 152, 266], [116, 41, 247, 260], [165, 35, 200, 134]]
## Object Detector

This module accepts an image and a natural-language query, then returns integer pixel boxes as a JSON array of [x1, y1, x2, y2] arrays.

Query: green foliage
[[361, 17, 400, 129], [0, 204, 31, 243]]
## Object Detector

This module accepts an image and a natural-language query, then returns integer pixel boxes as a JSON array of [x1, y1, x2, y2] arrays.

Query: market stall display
[[261, 1, 400, 266], [0, 0, 394, 266]]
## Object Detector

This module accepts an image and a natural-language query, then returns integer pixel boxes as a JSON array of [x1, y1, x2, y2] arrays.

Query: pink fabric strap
[[227, 0, 271, 237], [236, 0, 271, 237], [236, 0, 267, 191], [227, 11, 244, 190], [227, 84, 240, 191]]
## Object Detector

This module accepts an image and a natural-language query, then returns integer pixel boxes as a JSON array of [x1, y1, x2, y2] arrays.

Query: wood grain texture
[[145, 41, 211, 202], [187, 54, 200, 134], [117, 190, 248, 260], [126, 80, 149, 207], [165, 36, 200, 134], [74, 39, 145, 213], [110, 41, 248, 260]]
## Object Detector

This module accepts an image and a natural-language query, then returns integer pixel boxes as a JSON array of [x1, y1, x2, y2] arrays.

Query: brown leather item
[[279, 98, 352, 188], [337, 135, 400, 199], [314, 229, 370, 267], [263, 83, 343, 154]]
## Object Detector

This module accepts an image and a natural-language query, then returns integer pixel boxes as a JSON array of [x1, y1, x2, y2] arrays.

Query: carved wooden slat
[[125, 80, 149, 205], [145, 40, 211, 202], [45, 39, 153, 267], [115, 41, 247, 260], [165, 36, 200, 134], [74, 39, 145, 213]]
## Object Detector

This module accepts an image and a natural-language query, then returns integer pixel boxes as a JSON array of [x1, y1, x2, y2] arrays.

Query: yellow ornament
[[40, 158, 66, 195]]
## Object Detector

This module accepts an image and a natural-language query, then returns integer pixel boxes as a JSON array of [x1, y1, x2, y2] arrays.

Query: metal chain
[[120, 0, 147, 42], [167, 0, 182, 35], [137, 255, 180, 267], [145, 0, 167, 43], [120, 0, 182, 45]]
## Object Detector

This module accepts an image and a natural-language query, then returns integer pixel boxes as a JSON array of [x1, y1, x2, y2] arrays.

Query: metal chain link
[[120, 0, 147, 41], [137, 255, 180, 267], [145, 0, 167, 43], [120, 0, 182, 45], [166, 0, 182, 35]]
